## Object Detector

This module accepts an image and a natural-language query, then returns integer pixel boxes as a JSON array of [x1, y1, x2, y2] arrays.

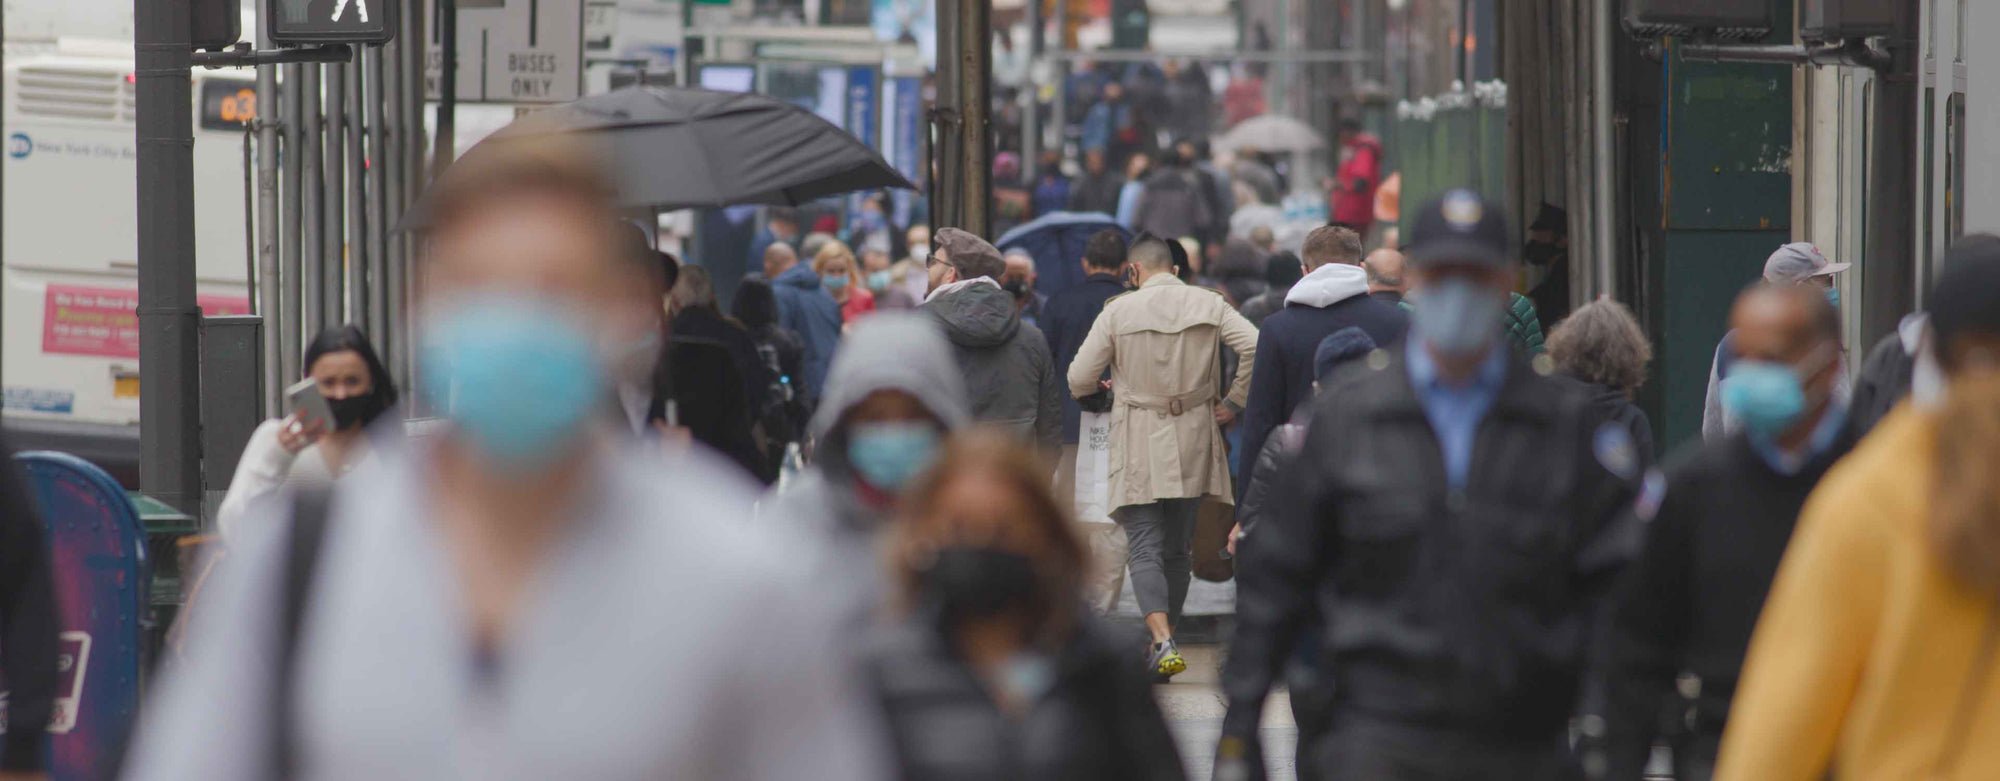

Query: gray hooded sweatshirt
[[923, 281, 1063, 451], [763, 314, 970, 625]]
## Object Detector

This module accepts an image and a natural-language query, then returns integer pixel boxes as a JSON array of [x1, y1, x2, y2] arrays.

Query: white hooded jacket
[[1284, 261, 1372, 309]]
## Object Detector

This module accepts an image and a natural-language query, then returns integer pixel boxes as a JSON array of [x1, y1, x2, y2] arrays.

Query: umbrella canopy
[[994, 211, 1131, 297], [405, 86, 914, 227], [1213, 114, 1325, 154]]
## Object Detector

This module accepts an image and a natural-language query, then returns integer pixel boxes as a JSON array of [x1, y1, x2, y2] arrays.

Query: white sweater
[[214, 419, 356, 540]]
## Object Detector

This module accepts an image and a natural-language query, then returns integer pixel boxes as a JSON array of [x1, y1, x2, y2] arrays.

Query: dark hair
[[303, 325, 399, 410], [1128, 234, 1174, 271], [732, 276, 781, 330], [1083, 229, 1129, 270], [657, 251, 681, 293], [1338, 118, 1364, 134], [1165, 236, 1192, 280], [622, 224, 680, 292], [1931, 233, 2000, 371], [767, 207, 799, 227], [1264, 250, 1303, 288]]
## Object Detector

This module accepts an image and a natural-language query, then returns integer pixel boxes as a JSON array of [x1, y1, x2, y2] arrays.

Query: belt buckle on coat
[[1169, 398, 1185, 416]]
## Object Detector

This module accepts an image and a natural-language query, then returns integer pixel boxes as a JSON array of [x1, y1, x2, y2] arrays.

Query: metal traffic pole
[[367, 44, 391, 350], [346, 59, 368, 332], [399, 0, 427, 389], [134, 0, 203, 513], [256, 18, 283, 415], [323, 63, 348, 326], [301, 64, 325, 336], [435, 0, 459, 179], [954, 0, 992, 236], [281, 62, 305, 385]]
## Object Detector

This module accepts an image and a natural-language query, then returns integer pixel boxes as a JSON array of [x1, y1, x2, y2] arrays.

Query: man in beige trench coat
[[1068, 235, 1259, 680]]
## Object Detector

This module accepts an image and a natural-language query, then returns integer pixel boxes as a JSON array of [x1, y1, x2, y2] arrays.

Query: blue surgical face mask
[[860, 210, 887, 232], [419, 294, 606, 473], [1411, 276, 1504, 356], [1824, 285, 1840, 309], [822, 273, 849, 292], [1720, 361, 1807, 436], [867, 270, 893, 291], [845, 421, 940, 490]]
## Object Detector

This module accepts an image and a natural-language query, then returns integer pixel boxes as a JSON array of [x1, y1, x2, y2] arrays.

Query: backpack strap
[[270, 487, 334, 780]]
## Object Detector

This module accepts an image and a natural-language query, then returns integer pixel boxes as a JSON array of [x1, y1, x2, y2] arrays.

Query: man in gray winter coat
[[923, 227, 1063, 453]]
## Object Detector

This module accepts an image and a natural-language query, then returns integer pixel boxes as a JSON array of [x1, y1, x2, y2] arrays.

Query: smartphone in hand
[[286, 378, 336, 431]]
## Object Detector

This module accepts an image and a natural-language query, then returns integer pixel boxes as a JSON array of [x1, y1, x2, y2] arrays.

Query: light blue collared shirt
[[1748, 400, 1849, 476], [1406, 340, 1510, 489]]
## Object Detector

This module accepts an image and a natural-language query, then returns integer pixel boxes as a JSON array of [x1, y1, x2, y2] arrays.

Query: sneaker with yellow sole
[[1149, 639, 1187, 679]]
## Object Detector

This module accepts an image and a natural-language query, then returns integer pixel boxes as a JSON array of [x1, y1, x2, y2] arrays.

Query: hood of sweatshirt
[[1284, 262, 1371, 308], [924, 280, 1022, 349], [775, 262, 823, 292], [808, 313, 969, 440]]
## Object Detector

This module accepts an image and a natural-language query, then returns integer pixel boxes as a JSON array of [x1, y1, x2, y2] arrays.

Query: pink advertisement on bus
[[42, 284, 251, 358]]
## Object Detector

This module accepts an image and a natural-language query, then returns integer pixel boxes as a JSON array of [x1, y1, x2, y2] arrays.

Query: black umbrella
[[405, 86, 914, 226]]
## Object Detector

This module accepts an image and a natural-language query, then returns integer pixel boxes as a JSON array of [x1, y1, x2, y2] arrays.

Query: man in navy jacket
[[1041, 229, 1131, 502], [1236, 225, 1407, 503]]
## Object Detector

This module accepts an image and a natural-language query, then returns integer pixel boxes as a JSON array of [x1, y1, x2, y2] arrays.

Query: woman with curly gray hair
[[1547, 299, 1656, 469]]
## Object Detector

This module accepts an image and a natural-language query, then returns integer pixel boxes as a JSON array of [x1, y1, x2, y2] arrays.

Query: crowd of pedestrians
[[17, 101, 1981, 781]]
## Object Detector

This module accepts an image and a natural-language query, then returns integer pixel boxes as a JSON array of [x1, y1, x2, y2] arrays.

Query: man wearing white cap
[[1701, 242, 1851, 442]]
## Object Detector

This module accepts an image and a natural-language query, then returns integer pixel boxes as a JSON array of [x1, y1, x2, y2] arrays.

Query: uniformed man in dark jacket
[[1216, 191, 1642, 780]]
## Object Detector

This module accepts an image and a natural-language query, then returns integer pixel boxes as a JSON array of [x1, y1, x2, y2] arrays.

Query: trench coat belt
[[1118, 388, 1215, 417]]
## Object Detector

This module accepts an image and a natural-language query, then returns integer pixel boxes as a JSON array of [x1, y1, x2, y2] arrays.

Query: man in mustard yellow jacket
[[1067, 234, 1259, 679]]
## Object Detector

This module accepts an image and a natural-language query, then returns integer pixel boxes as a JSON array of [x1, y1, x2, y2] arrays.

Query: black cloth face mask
[[327, 392, 381, 430], [922, 545, 1044, 623]]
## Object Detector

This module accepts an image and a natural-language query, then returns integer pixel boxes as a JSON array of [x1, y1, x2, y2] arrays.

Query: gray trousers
[[1116, 498, 1200, 624]]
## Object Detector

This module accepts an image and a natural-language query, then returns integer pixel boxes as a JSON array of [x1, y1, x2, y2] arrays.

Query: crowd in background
[[0, 59, 1988, 781]]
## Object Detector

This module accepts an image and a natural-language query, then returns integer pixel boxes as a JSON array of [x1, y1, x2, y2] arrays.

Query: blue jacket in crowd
[[1040, 271, 1129, 444], [772, 263, 843, 400], [1236, 262, 1408, 503]]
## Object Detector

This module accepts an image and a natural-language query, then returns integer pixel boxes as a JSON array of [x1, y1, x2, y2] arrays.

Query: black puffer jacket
[[864, 612, 1187, 781]]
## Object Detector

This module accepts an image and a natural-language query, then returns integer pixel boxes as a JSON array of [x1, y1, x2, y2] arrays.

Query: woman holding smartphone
[[216, 325, 398, 539]]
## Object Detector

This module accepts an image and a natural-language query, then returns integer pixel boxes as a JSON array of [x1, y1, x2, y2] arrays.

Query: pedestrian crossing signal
[[268, 0, 399, 45]]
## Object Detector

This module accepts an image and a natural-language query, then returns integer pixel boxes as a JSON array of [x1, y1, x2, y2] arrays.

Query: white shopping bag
[[1075, 411, 1115, 525]]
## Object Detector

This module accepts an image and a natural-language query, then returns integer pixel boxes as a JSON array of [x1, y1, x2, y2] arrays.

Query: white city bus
[[3, 39, 256, 483]]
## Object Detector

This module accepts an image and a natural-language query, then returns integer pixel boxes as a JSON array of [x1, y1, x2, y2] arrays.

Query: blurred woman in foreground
[[1715, 235, 2000, 780], [864, 430, 1185, 781]]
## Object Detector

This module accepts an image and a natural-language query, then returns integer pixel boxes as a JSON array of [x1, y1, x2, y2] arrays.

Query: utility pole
[[257, 12, 283, 416], [1862, 0, 1920, 347], [135, 0, 203, 513], [436, 0, 459, 178], [934, 0, 991, 236], [1022, 0, 1042, 182]]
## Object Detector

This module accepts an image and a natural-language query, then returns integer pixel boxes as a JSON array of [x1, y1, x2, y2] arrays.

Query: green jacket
[[1397, 292, 1546, 355]]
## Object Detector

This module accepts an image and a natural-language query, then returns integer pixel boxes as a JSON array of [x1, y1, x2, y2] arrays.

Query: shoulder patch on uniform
[[1593, 422, 1639, 481], [1531, 353, 1556, 376], [1633, 469, 1667, 523], [1365, 348, 1392, 371]]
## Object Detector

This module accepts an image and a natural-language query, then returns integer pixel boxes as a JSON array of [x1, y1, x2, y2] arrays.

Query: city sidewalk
[[1156, 644, 1300, 781]]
